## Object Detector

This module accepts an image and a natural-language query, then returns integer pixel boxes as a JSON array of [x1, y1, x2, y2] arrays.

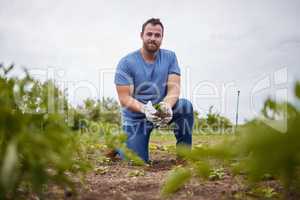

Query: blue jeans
[[120, 98, 194, 162]]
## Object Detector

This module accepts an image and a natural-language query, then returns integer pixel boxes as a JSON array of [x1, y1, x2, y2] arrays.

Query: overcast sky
[[1, 0, 300, 123]]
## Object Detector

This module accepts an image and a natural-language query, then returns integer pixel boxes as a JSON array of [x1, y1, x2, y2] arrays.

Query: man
[[114, 18, 194, 163]]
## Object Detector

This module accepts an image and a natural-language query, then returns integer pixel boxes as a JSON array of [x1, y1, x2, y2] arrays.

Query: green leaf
[[193, 161, 211, 179], [1, 141, 18, 188], [153, 103, 161, 111], [121, 147, 145, 166], [295, 81, 300, 99], [161, 167, 192, 197]]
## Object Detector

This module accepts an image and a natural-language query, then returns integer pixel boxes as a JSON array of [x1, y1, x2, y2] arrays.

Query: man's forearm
[[163, 82, 180, 107], [119, 95, 144, 113], [163, 74, 180, 108], [163, 93, 179, 108]]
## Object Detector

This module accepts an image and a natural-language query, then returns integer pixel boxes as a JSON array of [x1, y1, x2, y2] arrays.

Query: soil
[[154, 111, 171, 119], [35, 134, 299, 200], [42, 149, 288, 200]]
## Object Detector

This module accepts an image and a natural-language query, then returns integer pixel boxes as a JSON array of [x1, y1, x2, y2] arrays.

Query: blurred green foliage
[[194, 106, 233, 134], [71, 97, 121, 132], [0, 64, 89, 199], [161, 167, 192, 197], [162, 81, 300, 197]]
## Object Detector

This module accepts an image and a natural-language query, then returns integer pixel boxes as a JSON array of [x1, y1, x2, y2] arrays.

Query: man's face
[[141, 23, 163, 53]]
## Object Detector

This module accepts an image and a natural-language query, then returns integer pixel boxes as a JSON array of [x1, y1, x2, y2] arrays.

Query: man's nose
[[150, 34, 156, 40]]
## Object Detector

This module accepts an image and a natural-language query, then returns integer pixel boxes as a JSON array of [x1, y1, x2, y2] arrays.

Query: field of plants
[[1, 64, 300, 200]]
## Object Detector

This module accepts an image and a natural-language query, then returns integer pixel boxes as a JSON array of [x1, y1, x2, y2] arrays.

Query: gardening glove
[[141, 101, 161, 124], [158, 101, 173, 125]]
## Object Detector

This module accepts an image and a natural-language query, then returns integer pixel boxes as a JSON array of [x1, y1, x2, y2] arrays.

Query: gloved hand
[[158, 101, 173, 125], [141, 101, 161, 124]]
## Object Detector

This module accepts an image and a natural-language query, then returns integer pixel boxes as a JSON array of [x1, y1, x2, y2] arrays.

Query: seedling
[[94, 166, 109, 175], [153, 104, 171, 118], [127, 170, 145, 177], [209, 167, 225, 181]]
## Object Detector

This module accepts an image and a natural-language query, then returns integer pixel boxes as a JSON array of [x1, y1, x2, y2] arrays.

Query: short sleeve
[[168, 52, 181, 76], [114, 58, 133, 85]]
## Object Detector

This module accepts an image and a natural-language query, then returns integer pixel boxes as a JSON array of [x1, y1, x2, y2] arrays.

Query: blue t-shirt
[[114, 49, 180, 125]]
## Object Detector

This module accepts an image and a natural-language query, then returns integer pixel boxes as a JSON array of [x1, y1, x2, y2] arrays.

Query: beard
[[143, 41, 160, 53]]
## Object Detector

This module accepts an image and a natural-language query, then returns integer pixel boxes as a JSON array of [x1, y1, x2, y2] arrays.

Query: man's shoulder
[[159, 49, 176, 59], [160, 48, 175, 55], [119, 49, 140, 64]]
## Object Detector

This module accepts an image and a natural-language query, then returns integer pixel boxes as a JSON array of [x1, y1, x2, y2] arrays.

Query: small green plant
[[153, 103, 162, 111], [149, 143, 159, 151], [249, 186, 278, 199], [127, 170, 145, 177], [102, 130, 145, 166], [94, 166, 109, 175], [153, 103, 171, 118], [261, 187, 278, 199], [208, 167, 225, 181], [97, 157, 112, 165]]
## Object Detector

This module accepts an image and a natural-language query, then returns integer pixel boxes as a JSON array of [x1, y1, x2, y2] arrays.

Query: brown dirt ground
[[37, 134, 299, 200], [48, 149, 286, 200]]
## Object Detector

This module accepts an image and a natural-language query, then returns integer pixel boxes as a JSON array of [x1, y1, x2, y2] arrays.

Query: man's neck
[[140, 48, 158, 63]]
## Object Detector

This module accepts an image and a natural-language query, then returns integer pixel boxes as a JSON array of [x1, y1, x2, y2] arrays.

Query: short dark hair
[[141, 18, 164, 35]]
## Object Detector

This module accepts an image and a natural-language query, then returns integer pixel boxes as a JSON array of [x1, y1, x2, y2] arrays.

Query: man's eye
[[146, 33, 153, 37], [154, 33, 161, 38]]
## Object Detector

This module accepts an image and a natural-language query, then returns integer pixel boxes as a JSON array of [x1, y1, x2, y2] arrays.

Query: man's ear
[[140, 32, 143, 39]]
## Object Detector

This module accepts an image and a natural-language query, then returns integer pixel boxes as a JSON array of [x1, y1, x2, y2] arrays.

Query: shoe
[[175, 156, 187, 166], [104, 149, 120, 161]]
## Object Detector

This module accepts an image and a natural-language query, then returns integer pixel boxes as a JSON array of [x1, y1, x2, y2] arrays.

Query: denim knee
[[173, 98, 193, 114]]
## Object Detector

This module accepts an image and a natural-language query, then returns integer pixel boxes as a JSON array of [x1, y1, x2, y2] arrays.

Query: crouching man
[[114, 18, 194, 163]]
